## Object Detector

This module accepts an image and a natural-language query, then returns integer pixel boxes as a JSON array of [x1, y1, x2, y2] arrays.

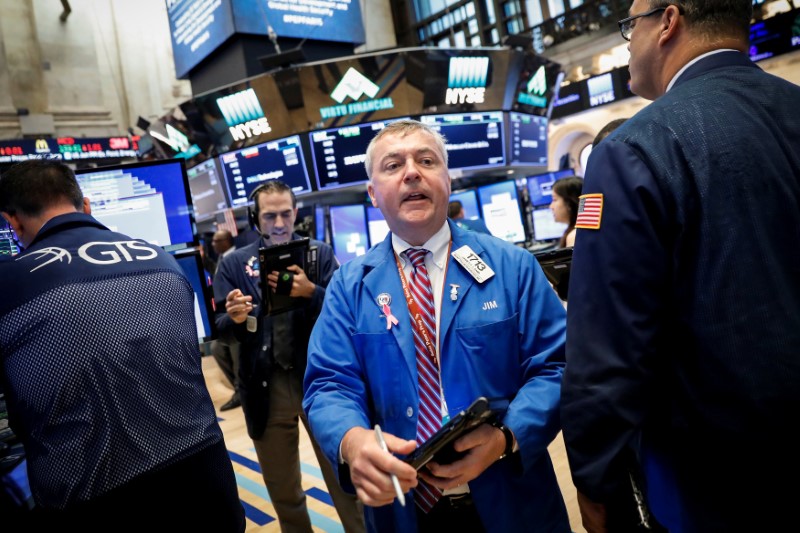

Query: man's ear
[[82, 197, 92, 215], [2, 212, 21, 234], [367, 183, 378, 208]]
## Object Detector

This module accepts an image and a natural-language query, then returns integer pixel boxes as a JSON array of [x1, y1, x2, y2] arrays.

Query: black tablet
[[258, 238, 310, 315], [403, 397, 494, 470]]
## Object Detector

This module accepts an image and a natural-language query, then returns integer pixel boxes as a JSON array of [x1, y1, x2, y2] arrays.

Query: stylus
[[374, 424, 406, 507]]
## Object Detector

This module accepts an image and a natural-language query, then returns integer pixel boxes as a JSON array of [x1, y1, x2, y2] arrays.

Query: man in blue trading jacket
[[303, 120, 570, 532], [562, 1, 800, 532], [0, 160, 244, 530], [214, 180, 365, 533]]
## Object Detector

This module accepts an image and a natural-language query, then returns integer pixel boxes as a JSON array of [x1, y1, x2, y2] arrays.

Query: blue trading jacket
[[304, 220, 570, 533]]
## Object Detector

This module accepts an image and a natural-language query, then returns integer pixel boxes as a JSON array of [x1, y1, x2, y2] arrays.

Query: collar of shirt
[[390, 221, 451, 279], [666, 48, 739, 92]]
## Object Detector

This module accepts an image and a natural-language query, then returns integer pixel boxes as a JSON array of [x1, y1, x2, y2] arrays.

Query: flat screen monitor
[[329, 204, 368, 264], [419, 111, 505, 171], [172, 249, 216, 344], [449, 189, 481, 221], [526, 170, 575, 207], [309, 118, 406, 191], [531, 206, 568, 242], [75, 159, 196, 251], [508, 112, 548, 166], [366, 206, 390, 247], [0, 218, 20, 260], [314, 205, 327, 242], [219, 135, 312, 208], [477, 180, 526, 243], [187, 158, 229, 221]]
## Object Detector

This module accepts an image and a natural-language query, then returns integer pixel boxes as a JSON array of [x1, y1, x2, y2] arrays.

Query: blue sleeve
[[561, 140, 671, 500], [503, 245, 567, 471], [303, 267, 371, 487]]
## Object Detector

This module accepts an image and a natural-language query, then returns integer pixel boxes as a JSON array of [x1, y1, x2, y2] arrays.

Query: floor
[[202, 355, 586, 532]]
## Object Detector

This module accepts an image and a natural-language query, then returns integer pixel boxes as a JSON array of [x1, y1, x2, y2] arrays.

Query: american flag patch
[[575, 193, 603, 229]]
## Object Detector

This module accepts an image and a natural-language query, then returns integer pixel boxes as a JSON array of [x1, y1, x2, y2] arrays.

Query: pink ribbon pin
[[382, 303, 399, 330]]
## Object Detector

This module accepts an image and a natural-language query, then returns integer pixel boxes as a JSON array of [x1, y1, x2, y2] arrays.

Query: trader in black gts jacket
[[0, 159, 244, 531]]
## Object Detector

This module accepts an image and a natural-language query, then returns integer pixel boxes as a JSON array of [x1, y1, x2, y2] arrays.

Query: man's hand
[[266, 264, 315, 299], [225, 288, 254, 324], [577, 491, 608, 533], [341, 427, 418, 507], [418, 423, 507, 490]]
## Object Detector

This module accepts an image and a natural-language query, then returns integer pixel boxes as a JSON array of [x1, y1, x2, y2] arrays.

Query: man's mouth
[[403, 192, 428, 202]]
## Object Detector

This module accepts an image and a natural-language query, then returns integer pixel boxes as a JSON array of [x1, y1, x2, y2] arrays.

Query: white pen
[[373, 424, 406, 507]]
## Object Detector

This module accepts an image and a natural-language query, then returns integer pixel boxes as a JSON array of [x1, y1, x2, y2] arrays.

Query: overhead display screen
[[309, 118, 405, 191], [508, 112, 547, 166], [749, 8, 800, 61], [167, 0, 236, 79], [232, 0, 365, 44], [420, 111, 505, 171], [187, 158, 229, 221], [219, 135, 311, 208]]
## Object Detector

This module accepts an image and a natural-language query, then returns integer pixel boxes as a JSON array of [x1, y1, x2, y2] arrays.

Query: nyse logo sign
[[445, 57, 489, 105], [216, 88, 271, 142], [319, 68, 394, 119], [518, 66, 548, 108]]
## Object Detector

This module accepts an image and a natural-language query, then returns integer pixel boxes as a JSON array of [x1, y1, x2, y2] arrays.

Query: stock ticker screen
[[218, 135, 312, 208]]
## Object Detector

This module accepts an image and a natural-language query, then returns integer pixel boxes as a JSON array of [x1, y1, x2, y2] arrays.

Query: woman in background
[[550, 176, 583, 248]]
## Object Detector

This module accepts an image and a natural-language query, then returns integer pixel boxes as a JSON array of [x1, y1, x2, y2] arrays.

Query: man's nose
[[402, 159, 420, 182]]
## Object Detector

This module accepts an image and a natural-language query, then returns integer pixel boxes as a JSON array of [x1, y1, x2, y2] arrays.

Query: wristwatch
[[491, 420, 515, 459]]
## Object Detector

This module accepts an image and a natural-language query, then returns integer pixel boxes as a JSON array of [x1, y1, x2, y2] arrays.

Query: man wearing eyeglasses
[[562, 1, 800, 532]]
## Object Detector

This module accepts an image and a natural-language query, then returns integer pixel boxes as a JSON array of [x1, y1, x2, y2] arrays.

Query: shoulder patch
[[575, 193, 603, 230]]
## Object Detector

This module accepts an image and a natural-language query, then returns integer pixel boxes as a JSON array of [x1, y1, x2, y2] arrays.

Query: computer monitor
[[0, 218, 20, 260], [329, 204, 368, 263], [366, 206, 390, 247], [172, 249, 216, 344], [507, 111, 548, 166], [526, 170, 575, 207], [477, 180, 526, 243], [419, 111, 505, 171], [314, 205, 327, 242], [308, 118, 407, 191], [75, 159, 196, 251], [531, 206, 568, 242], [187, 157, 229, 221], [449, 189, 481, 220], [218, 135, 312, 208]]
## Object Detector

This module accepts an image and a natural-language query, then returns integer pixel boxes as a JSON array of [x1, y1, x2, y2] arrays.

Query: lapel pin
[[450, 284, 460, 302], [377, 293, 399, 330]]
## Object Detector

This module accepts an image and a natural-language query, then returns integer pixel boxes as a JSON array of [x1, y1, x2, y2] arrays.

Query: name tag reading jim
[[452, 245, 495, 284]]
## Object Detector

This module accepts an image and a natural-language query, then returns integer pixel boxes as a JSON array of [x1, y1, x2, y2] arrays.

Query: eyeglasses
[[618, 6, 671, 41]]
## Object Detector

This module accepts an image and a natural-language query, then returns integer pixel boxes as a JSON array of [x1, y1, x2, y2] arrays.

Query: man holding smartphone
[[304, 120, 570, 532]]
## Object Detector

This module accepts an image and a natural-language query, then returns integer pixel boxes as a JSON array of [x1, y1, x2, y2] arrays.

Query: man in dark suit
[[561, 2, 800, 532], [214, 180, 364, 533]]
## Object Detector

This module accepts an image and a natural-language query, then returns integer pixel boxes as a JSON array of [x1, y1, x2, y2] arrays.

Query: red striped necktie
[[404, 248, 442, 512]]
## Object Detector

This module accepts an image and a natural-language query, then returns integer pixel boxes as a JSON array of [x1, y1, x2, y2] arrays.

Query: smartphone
[[403, 396, 494, 470]]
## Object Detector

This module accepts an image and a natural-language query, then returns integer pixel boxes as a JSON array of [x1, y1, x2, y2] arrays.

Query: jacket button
[[406, 407, 413, 417], [262, 381, 268, 387]]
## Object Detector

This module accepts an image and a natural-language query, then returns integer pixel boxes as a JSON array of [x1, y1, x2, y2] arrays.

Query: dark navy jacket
[[212, 234, 337, 439], [0, 213, 223, 508], [562, 51, 800, 532]]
